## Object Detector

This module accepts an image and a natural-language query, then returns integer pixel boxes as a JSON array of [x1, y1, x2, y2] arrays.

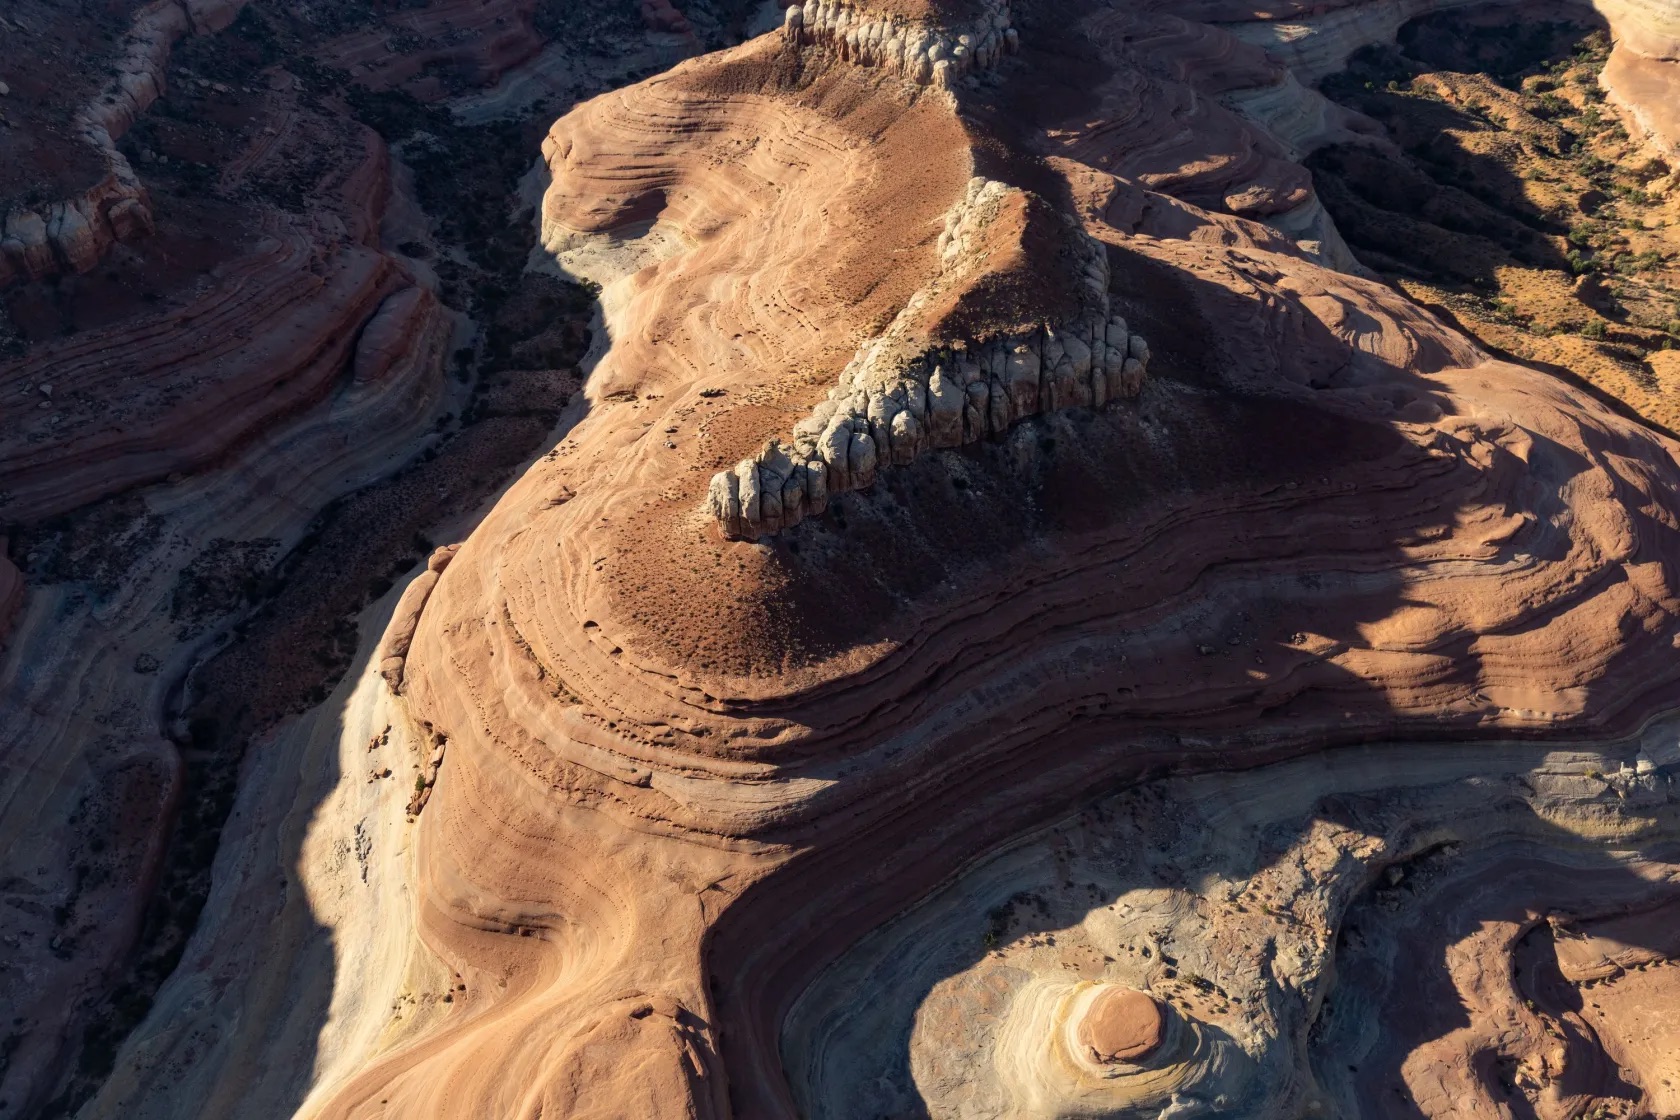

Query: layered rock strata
[[708, 178, 1150, 540], [312, 0, 555, 101], [0, 174, 441, 523], [788, 736, 1680, 1118], [0, 3, 699, 1116], [0, 303, 453, 1118], [24, 3, 1680, 1119], [782, 0, 1017, 88], [1024, 6, 1372, 272], [989, 979, 1210, 1115], [0, 11, 458, 524]]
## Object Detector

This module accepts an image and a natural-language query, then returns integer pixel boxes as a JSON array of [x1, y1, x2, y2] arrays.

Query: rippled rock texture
[[8, 0, 1680, 1118], [289, 1, 1680, 1118], [789, 736, 1680, 1118]]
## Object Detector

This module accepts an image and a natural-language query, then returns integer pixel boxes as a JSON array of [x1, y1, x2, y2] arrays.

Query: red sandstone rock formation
[[0, 0, 248, 288], [641, 0, 693, 36], [313, 0, 548, 100], [6, 2, 1680, 1119], [294, 2, 1680, 1117]]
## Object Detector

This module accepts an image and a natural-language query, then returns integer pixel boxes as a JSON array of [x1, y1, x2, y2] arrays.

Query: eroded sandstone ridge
[[11, 1, 1680, 1119], [264, 1, 1680, 1117], [0, 0, 672, 1114], [0, 0, 245, 288], [707, 177, 1151, 539]]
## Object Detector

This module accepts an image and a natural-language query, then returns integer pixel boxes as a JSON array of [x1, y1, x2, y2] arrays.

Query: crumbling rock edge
[[706, 178, 1152, 540]]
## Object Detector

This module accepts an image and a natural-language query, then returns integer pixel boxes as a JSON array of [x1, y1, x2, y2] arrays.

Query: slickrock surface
[[789, 735, 1680, 1118], [7, 2, 1680, 1119], [237, 2, 1680, 1118], [0, 336, 450, 1119], [313, 0, 564, 102]]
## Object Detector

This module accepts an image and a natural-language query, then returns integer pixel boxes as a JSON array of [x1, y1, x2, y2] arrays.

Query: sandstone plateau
[[5, 1, 1680, 1119]]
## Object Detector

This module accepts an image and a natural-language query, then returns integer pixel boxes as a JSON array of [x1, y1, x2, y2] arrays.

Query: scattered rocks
[[1574, 272, 1618, 314], [1577, 188, 1610, 214]]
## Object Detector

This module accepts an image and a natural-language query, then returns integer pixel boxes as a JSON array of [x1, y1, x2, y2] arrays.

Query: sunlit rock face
[[342, 1, 1680, 1117], [8, 0, 1680, 1118]]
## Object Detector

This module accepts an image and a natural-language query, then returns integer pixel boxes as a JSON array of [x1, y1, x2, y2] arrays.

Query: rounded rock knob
[[1074, 986, 1164, 1065]]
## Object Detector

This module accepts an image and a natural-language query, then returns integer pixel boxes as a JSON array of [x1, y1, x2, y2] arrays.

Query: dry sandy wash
[[9, 0, 1680, 1118]]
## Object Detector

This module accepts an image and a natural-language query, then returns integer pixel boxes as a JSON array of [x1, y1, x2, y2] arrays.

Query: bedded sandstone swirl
[[0, 325, 451, 1119], [311, 0, 568, 101], [269, 3, 1680, 1117], [0, 238, 427, 522], [785, 735, 1680, 1118], [972, 4, 1372, 272], [0, 2, 574, 1107]]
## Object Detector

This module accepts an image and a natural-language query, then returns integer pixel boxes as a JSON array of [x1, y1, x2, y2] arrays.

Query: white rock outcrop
[[708, 178, 1150, 540], [782, 0, 1018, 89]]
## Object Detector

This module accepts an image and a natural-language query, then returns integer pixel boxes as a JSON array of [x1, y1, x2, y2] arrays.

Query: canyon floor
[[4, 1, 1680, 1118]]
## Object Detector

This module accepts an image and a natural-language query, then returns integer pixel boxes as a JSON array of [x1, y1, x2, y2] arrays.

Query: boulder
[[928, 367, 965, 448]]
